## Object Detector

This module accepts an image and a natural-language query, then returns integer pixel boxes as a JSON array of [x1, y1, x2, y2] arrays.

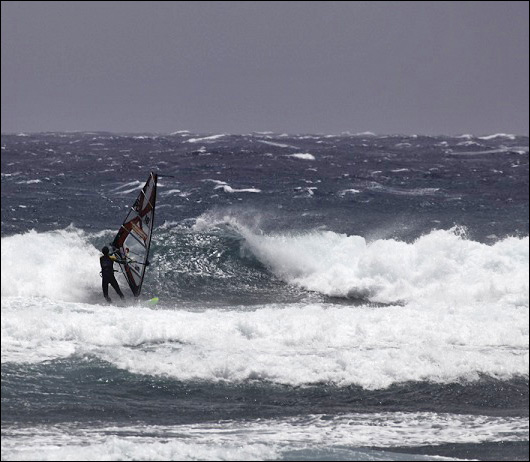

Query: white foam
[[203, 179, 261, 193], [1, 412, 527, 461], [457, 140, 482, 146], [339, 189, 361, 196], [1, 226, 528, 388], [2, 295, 527, 388], [1, 424, 277, 461], [203, 179, 230, 185], [215, 185, 261, 193], [110, 180, 143, 193], [162, 189, 182, 196], [256, 140, 298, 149], [237, 225, 528, 307], [185, 134, 226, 143], [288, 153, 316, 160], [368, 183, 440, 196], [452, 148, 511, 156], [1, 229, 100, 301], [15, 179, 41, 184], [300, 186, 318, 196], [478, 133, 516, 140]]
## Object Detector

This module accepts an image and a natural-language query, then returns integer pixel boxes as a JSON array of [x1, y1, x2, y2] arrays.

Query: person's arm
[[110, 255, 128, 265], [110, 255, 150, 266]]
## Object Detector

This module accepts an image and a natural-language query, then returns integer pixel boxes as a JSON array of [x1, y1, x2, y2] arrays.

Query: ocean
[[1, 131, 528, 461]]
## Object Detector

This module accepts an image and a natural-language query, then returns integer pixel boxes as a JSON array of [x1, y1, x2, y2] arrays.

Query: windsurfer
[[100, 246, 126, 302]]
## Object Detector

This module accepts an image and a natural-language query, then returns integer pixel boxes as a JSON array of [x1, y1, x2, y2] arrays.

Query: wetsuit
[[100, 254, 125, 302]]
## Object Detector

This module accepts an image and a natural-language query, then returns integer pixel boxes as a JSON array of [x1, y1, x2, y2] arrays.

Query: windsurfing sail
[[111, 172, 157, 297]]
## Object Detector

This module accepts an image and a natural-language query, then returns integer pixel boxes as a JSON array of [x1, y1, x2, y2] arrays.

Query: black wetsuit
[[100, 254, 125, 302]]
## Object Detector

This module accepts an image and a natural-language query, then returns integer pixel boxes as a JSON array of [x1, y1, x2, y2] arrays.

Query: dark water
[[1, 132, 528, 460]]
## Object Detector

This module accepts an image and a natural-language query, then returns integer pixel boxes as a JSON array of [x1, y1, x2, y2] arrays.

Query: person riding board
[[100, 246, 127, 302]]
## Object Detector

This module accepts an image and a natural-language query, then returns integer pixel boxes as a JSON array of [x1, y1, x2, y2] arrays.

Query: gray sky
[[1, 1, 528, 135]]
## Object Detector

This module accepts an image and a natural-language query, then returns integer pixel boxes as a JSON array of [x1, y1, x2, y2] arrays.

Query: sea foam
[[195, 215, 529, 307], [1, 226, 528, 388], [1, 413, 527, 461]]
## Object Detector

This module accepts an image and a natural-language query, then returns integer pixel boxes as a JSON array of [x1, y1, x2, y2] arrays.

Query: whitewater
[[1, 132, 528, 461]]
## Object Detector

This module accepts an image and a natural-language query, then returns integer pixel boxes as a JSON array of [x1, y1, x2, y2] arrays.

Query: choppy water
[[1, 131, 529, 460]]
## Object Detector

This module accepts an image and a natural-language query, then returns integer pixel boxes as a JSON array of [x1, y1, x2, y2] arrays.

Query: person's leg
[[110, 276, 125, 299], [102, 278, 111, 302]]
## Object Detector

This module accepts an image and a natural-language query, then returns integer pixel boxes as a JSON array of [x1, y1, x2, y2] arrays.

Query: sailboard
[[110, 172, 157, 298]]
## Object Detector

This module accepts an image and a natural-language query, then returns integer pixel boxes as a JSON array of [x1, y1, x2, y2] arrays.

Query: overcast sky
[[1, 1, 528, 135]]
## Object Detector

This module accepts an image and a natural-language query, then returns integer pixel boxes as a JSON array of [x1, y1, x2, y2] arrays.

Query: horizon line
[[1, 130, 528, 138]]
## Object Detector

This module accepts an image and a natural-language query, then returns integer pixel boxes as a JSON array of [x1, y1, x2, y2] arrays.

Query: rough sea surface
[[1, 131, 529, 461]]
